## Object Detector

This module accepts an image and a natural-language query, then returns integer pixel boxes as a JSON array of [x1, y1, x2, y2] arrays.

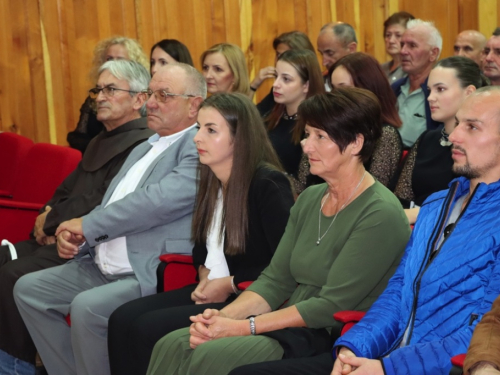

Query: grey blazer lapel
[[136, 127, 196, 188]]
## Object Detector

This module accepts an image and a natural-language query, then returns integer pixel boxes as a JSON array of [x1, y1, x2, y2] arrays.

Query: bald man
[[454, 30, 487, 67]]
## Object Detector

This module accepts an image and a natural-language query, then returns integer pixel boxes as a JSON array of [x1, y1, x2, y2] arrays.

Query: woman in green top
[[146, 88, 411, 375]]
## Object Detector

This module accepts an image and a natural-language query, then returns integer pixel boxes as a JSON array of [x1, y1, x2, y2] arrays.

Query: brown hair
[[272, 31, 315, 52], [383, 11, 415, 35], [329, 52, 402, 128], [150, 39, 193, 67], [192, 93, 283, 255], [297, 88, 382, 163], [266, 49, 325, 142]]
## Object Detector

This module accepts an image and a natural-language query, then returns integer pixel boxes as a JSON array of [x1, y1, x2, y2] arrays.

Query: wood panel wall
[[0, 0, 497, 145]]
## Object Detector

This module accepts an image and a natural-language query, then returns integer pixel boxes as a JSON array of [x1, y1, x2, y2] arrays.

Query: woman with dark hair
[[266, 49, 324, 191], [250, 31, 316, 108], [145, 88, 411, 375], [381, 11, 415, 83], [150, 39, 193, 75], [201, 43, 250, 95], [107, 93, 294, 375], [395, 56, 484, 224], [327, 52, 403, 187]]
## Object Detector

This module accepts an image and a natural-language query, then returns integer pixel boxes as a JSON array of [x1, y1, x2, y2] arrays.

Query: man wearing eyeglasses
[[14, 63, 206, 375], [0, 59, 153, 374]]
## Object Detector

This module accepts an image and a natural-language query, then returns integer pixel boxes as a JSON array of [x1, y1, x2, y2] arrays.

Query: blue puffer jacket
[[334, 176, 500, 374]]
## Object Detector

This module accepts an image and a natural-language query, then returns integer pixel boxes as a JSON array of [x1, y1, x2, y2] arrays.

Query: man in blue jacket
[[332, 86, 500, 374], [392, 19, 442, 147]]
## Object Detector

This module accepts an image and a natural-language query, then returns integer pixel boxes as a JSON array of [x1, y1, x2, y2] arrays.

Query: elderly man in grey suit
[[14, 63, 207, 375]]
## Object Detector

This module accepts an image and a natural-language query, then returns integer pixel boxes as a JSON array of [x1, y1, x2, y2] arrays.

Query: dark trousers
[[0, 239, 67, 363], [228, 352, 334, 375], [108, 284, 233, 375]]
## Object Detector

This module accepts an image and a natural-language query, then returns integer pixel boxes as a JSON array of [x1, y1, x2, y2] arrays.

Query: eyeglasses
[[89, 87, 138, 99], [141, 89, 195, 103]]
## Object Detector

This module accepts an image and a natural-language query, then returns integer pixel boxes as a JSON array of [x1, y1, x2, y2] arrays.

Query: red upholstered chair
[[0, 143, 81, 243], [157, 254, 198, 293], [450, 354, 465, 375], [0, 132, 33, 198]]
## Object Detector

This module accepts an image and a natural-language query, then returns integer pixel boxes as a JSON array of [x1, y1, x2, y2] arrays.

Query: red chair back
[[11, 143, 81, 203], [0, 132, 33, 197]]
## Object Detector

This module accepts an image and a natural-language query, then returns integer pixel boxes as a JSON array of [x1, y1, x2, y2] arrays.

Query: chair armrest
[[237, 281, 253, 291], [449, 354, 465, 375], [330, 311, 367, 343], [156, 254, 197, 293]]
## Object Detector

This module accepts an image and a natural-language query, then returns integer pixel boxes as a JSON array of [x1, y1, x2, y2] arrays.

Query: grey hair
[[167, 63, 207, 99], [321, 22, 358, 46], [406, 19, 443, 58], [98, 60, 150, 116]]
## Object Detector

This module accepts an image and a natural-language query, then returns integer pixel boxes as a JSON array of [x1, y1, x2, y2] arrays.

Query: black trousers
[[228, 352, 334, 375], [0, 239, 67, 363], [108, 284, 234, 375]]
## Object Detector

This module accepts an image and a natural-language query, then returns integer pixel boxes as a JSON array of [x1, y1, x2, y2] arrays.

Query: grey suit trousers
[[13, 256, 141, 375]]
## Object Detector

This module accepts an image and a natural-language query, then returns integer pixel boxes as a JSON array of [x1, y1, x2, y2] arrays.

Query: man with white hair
[[392, 19, 442, 147]]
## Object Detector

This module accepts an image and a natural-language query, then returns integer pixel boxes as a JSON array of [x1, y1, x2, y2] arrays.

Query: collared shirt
[[397, 80, 427, 147], [94, 123, 197, 275]]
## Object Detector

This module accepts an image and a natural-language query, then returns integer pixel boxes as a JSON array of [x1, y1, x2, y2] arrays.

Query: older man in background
[[484, 31, 500, 86], [392, 19, 442, 147], [453, 30, 487, 68]]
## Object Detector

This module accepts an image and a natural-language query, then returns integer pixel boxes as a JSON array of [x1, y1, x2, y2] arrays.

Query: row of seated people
[[0, 55, 499, 375]]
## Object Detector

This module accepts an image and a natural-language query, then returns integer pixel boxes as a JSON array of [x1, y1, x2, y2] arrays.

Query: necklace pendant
[[316, 240, 320, 245]]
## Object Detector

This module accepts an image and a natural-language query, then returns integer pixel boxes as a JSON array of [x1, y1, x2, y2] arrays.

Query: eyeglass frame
[[88, 86, 139, 99], [141, 89, 196, 103]]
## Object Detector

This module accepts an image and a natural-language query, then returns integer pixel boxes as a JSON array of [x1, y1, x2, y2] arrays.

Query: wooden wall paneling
[[39, 0, 69, 144], [25, 0, 50, 143], [478, 0, 500, 36], [135, 0, 158, 48], [240, 0, 253, 75], [251, 0, 279, 102], [293, 0, 308, 33], [458, 0, 479, 32], [97, 0, 112, 37], [121, 0, 139, 37], [211, 0, 228, 44], [0, 0, 13, 132]]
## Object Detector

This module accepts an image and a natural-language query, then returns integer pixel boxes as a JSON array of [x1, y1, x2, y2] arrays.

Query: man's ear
[[347, 42, 357, 53], [429, 47, 440, 62], [133, 92, 146, 111], [188, 97, 204, 119]]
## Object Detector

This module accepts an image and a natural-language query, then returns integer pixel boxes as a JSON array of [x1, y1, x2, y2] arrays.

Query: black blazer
[[192, 167, 295, 285]]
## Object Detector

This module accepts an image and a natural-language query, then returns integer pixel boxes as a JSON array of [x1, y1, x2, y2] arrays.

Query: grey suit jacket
[[80, 126, 199, 296]]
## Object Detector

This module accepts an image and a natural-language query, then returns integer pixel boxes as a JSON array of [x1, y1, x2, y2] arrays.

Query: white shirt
[[204, 189, 230, 280], [94, 124, 197, 275]]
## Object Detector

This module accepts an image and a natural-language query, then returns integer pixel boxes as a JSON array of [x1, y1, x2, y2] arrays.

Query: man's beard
[[452, 162, 481, 179]]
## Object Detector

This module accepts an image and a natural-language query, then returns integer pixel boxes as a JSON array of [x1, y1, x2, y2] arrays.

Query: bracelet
[[250, 86, 257, 92], [231, 277, 241, 295], [249, 316, 256, 335]]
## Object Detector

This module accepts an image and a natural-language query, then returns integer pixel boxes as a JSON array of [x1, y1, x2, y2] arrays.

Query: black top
[[192, 167, 295, 285], [394, 128, 456, 208], [256, 89, 275, 117], [267, 116, 302, 178], [67, 96, 105, 154]]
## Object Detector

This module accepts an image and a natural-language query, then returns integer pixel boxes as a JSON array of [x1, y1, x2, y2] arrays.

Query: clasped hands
[[191, 276, 232, 305], [331, 348, 383, 375], [188, 308, 248, 349], [54, 218, 86, 259]]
